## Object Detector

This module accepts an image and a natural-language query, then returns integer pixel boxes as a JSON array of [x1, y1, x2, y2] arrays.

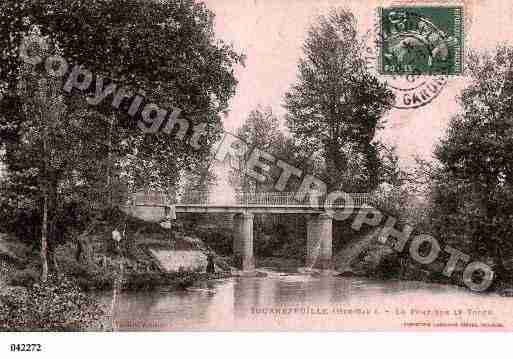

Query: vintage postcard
[[2, 0, 513, 340]]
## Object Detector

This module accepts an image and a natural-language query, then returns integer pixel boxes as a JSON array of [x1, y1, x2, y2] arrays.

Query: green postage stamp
[[378, 6, 464, 75]]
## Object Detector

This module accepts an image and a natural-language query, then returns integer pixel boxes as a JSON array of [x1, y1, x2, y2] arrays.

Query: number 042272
[[10, 344, 42, 352]]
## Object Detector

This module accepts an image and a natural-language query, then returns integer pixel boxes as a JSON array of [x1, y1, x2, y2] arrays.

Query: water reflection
[[105, 271, 511, 331]]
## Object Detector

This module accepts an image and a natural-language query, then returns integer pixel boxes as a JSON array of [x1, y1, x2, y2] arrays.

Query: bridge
[[132, 191, 375, 213], [124, 191, 383, 272]]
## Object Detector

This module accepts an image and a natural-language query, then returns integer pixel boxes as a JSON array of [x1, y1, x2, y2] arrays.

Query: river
[[103, 269, 513, 331]]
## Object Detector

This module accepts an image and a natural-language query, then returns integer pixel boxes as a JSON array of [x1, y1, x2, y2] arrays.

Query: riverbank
[[0, 254, 233, 331], [0, 220, 234, 331], [2, 206, 512, 332]]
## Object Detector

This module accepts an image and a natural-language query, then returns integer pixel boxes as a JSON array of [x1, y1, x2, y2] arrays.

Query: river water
[[104, 269, 513, 331]]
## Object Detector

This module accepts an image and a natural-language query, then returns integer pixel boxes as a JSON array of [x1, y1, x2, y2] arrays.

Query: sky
[[3, 0, 512, 188], [202, 0, 513, 168]]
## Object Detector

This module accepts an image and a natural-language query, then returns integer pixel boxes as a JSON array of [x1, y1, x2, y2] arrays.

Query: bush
[[373, 252, 402, 279], [273, 235, 306, 261], [123, 272, 163, 290], [67, 263, 116, 291], [188, 225, 233, 256], [0, 275, 105, 331], [8, 266, 39, 287], [350, 244, 402, 279], [56, 250, 116, 291]]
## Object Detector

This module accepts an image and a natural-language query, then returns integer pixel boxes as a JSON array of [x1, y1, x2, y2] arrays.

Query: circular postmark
[[364, 44, 448, 110], [385, 73, 448, 109]]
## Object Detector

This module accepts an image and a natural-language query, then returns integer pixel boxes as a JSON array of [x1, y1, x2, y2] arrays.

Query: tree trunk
[[48, 179, 59, 275], [41, 192, 49, 282], [107, 115, 115, 207], [325, 140, 347, 191]]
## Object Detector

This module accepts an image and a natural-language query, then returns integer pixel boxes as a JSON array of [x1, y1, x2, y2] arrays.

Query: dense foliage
[[0, 275, 105, 331], [284, 8, 396, 192], [427, 46, 513, 285], [0, 0, 243, 280]]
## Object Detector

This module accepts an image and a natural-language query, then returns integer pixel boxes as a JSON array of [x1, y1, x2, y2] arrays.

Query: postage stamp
[[378, 6, 464, 75]]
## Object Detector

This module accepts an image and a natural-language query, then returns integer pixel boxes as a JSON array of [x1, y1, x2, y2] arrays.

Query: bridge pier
[[306, 215, 320, 268], [233, 213, 255, 271], [306, 213, 333, 270]]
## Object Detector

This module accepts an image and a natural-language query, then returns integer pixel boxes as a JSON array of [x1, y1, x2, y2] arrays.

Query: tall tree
[[231, 107, 292, 193], [0, 0, 243, 280], [0, 0, 243, 193], [284, 8, 394, 192], [429, 46, 513, 283], [5, 32, 86, 281]]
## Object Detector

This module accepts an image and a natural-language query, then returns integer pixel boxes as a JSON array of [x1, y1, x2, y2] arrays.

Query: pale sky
[[203, 0, 513, 168]]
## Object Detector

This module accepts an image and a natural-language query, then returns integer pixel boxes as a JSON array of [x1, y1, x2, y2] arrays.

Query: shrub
[[8, 266, 39, 287], [373, 252, 402, 279], [188, 225, 233, 256], [57, 251, 116, 291], [0, 275, 105, 331], [123, 272, 163, 290], [273, 235, 306, 261]]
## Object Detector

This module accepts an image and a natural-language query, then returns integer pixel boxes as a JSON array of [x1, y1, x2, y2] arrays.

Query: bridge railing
[[235, 192, 308, 206], [179, 191, 210, 205], [131, 191, 377, 208]]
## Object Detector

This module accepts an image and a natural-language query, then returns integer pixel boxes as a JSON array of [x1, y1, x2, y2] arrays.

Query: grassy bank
[[3, 228, 233, 290]]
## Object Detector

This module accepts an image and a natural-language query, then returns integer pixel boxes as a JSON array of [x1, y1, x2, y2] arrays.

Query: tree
[[428, 46, 513, 284], [284, 8, 394, 192], [0, 0, 243, 280], [230, 107, 309, 257], [1, 0, 243, 192], [230, 107, 293, 193], [5, 32, 79, 281]]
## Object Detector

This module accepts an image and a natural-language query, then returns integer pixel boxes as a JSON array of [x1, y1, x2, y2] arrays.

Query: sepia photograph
[[1, 0, 513, 355]]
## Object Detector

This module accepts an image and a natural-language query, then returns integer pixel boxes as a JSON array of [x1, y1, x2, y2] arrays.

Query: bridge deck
[[129, 191, 379, 214], [166, 204, 364, 214]]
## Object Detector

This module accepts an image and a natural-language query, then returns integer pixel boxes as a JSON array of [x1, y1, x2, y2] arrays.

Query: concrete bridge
[[126, 191, 378, 272]]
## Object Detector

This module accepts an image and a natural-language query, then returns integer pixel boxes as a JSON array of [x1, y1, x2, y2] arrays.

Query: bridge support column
[[233, 213, 254, 271], [318, 213, 333, 270], [306, 214, 333, 270], [306, 215, 320, 268]]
